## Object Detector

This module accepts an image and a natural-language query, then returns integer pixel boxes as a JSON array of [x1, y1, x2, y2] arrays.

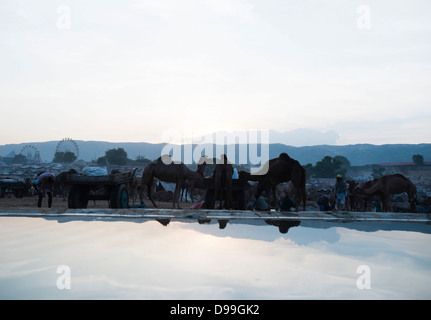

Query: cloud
[[269, 129, 340, 146], [205, 0, 255, 22], [132, 0, 255, 22], [0, 0, 430, 145]]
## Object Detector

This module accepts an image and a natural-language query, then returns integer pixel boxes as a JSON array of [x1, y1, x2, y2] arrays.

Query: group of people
[[316, 174, 348, 211]]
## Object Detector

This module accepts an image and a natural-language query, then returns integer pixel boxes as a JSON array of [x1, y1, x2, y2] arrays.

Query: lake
[[0, 214, 430, 299]]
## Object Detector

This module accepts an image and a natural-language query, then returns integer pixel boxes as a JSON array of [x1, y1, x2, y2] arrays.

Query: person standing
[[334, 174, 347, 211], [36, 172, 55, 208]]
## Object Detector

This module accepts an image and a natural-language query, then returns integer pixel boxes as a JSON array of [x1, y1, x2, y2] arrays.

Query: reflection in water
[[264, 220, 301, 234], [155, 218, 170, 226], [0, 215, 430, 299], [193, 217, 302, 234]]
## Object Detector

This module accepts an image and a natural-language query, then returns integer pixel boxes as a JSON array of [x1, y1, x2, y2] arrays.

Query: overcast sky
[[1, 0, 430, 146]]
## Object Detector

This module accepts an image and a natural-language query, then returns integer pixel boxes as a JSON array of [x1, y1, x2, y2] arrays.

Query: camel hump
[[279, 153, 295, 163], [157, 154, 173, 164], [279, 153, 300, 167], [393, 173, 409, 180], [279, 153, 290, 160]]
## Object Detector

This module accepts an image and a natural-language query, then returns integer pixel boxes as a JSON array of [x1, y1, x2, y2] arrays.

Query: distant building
[[378, 162, 431, 166]]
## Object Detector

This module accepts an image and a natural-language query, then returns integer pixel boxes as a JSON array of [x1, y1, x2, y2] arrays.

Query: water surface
[[0, 215, 430, 299]]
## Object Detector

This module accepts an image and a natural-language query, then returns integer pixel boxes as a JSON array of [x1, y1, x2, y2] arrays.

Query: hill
[[1, 140, 430, 166]]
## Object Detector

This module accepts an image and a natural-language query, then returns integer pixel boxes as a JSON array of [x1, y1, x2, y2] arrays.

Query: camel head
[[196, 155, 210, 165], [196, 155, 210, 176]]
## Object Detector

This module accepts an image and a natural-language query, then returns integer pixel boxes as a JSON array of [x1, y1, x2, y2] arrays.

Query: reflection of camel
[[239, 153, 306, 211], [265, 220, 301, 234], [359, 174, 417, 212], [213, 154, 233, 209], [140, 155, 207, 208]]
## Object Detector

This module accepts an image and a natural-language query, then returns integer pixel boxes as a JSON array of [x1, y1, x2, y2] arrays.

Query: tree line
[[305, 154, 425, 179], [304, 155, 350, 179], [50, 148, 151, 165], [25, 150, 426, 170]]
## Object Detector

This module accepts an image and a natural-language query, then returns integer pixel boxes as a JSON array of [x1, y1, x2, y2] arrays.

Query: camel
[[346, 180, 363, 211], [54, 169, 78, 200], [140, 155, 207, 208], [180, 180, 190, 202], [180, 177, 205, 203], [345, 179, 379, 211], [359, 174, 417, 212], [239, 153, 306, 211], [212, 154, 233, 209]]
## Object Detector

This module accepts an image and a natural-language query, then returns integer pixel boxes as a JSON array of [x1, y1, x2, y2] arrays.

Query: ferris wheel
[[20, 145, 41, 163], [56, 138, 79, 159]]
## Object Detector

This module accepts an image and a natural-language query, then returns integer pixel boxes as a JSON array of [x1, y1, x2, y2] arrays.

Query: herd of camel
[[137, 153, 307, 211], [46, 152, 419, 213], [132, 152, 418, 213]]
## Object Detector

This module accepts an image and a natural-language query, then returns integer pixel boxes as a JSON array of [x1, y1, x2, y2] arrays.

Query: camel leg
[[214, 180, 222, 209], [383, 194, 392, 212], [387, 200, 393, 212], [272, 185, 278, 211], [226, 183, 233, 209], [173, 182, 181, 209], [217, 192, 223, 209], [408, 190, 417, 213], [302, 188, 306, 211], [409, 200, 416, 213], [292, 185, 302, 212], [139, 185, 147, 205], [173, 184, 178, 208], [189, 183, 194, 203], [147, 181, 157, 208], [409, 199, 416, 213], [265, 185, 272, 210]]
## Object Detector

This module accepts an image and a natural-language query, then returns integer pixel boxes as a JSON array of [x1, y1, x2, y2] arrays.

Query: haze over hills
[[1, 139, 430, 166]]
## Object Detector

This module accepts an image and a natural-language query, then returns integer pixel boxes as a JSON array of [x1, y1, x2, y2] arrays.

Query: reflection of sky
[[185, 219, 341, 245], [0, 217, 430, 299]]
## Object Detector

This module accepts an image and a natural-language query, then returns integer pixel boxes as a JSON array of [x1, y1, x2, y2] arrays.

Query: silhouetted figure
[[36, 172, 55, 208]]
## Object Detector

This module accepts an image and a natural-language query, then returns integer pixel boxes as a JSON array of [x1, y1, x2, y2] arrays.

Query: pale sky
[[1, 0, 430, 146]]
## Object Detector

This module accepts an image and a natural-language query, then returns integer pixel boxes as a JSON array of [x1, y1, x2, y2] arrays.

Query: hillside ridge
[[1, 140, 430, 166]]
